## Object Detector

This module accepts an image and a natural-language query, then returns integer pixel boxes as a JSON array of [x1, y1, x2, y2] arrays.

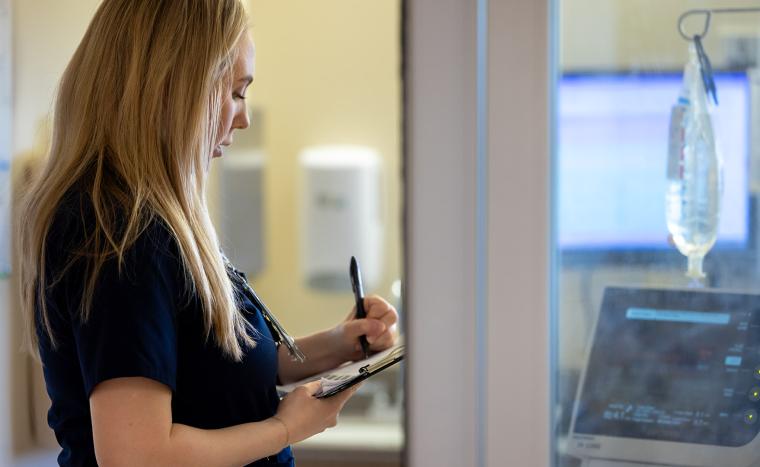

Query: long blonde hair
[[17, 0, 255, 360]]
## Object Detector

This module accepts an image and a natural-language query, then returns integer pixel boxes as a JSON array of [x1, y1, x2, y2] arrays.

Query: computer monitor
[[568, 287, 760, 466], [558, 73, 750, 251]]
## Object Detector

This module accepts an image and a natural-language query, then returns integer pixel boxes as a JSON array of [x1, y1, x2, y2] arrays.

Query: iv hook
[[678, 9, 711, 42], [679, 7, 760, 42]]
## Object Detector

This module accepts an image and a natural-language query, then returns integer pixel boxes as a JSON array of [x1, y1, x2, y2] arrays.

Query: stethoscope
[[222, 255, 306, 363]]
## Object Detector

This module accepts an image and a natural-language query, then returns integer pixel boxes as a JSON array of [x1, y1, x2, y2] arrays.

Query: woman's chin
[[212, 147, 223, 158]]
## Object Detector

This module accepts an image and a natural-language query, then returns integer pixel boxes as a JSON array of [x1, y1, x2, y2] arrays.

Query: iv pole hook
[[678, 8, 760, 41]]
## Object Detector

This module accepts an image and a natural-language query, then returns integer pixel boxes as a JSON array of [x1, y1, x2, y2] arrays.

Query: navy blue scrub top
[[36, 192, 294, 467]]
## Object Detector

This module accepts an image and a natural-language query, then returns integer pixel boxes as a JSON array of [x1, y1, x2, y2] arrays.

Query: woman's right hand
[[273, 380, 359, 444]]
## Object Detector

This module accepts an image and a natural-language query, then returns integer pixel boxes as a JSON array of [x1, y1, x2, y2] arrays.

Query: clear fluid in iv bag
[[665, 43, 722, 281], [665, 117, 721, 280]]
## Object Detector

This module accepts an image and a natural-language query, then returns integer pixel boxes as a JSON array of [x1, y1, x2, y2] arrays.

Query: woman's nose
[[234, 107, 250, 131]]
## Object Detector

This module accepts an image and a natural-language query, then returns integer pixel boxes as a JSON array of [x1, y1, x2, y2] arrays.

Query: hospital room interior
[[4, 0, 760, 466]]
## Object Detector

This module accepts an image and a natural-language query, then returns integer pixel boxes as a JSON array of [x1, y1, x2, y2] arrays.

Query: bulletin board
[[0, 0, 11, 277]]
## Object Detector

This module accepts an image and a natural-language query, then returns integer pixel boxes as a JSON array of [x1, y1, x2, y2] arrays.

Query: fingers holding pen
[[363, 295, 399, 346], [340, 295, 399, 358], [363, 295, 397, 319]]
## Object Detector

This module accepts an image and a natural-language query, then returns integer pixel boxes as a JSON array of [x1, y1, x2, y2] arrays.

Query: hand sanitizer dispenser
[[300, 146, 382, 292]]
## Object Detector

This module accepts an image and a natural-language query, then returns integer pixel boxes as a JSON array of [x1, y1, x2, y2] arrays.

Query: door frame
[[404, 0, 553, 465]]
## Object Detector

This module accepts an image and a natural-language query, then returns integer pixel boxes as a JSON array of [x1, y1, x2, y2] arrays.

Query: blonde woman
[[16, 1, 398, 466]]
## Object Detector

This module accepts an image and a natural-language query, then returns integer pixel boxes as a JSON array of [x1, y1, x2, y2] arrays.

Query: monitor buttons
[[754, 366, 760, 380], [744, 409, 758, 425], [750, 387, 760, 402]]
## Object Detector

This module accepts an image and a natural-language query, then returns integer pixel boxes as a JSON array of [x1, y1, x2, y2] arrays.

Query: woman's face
[[213, 34, 255, 159]]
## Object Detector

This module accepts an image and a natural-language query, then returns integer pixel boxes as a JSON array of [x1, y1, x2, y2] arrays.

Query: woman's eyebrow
[[237, 75, 253, 86]]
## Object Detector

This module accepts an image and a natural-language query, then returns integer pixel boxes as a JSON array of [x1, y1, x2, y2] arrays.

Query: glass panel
[[554, 1, 760, 466]]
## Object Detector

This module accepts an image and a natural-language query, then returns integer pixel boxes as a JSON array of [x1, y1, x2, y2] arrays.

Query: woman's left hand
[[331, 295, 399, 362]]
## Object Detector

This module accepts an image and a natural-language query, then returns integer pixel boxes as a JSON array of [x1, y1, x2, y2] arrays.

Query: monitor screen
[[573, 287, 760, 447], [558, 73, 750, 250]]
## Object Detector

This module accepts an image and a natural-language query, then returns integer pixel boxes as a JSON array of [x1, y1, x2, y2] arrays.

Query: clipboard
[[277, 342, 405, 399]]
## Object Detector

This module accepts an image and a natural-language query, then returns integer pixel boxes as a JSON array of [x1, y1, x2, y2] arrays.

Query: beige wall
[[12, 0, 100, 154], [562, 0, 760, 71]]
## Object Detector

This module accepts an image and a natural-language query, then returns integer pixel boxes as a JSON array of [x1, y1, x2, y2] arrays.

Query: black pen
[[350, 256, 371, 359]]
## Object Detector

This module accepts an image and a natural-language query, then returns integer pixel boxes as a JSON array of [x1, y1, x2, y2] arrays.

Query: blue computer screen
[[558, 73, 749, 250]]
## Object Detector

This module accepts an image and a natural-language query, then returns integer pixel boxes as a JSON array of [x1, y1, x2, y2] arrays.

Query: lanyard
[[222, 255, 306, 363]]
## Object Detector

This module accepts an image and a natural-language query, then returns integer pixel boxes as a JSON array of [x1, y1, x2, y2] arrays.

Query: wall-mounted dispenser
[[299, 146, 382, 292], [219, 151, 265, 277]]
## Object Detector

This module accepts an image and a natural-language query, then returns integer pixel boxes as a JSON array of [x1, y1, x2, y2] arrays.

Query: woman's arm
[[278, 295, 399, 384], [90, 377, 357, 467]]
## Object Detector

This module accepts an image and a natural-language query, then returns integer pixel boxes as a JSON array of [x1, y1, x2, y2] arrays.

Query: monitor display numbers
[[574, 288, 760, 447]]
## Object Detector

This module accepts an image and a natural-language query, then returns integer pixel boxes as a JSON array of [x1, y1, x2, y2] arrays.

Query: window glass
[[554, 2, 760, 466]]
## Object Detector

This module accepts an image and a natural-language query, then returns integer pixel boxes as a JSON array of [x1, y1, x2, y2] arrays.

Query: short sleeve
[[71, 223, 180, 396]]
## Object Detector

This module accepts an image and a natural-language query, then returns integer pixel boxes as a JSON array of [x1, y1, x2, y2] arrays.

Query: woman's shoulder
[[46, 189, 182, 276]]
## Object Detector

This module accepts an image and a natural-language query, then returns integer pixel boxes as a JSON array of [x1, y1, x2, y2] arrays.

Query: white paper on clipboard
[[277, 340, 404, 397]]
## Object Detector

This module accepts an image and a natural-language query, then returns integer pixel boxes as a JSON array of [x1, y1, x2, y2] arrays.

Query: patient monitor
[[569, 287, 760, 467]]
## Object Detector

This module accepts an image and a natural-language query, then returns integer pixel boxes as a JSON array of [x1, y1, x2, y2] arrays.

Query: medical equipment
[[569, 287, 760, 467]]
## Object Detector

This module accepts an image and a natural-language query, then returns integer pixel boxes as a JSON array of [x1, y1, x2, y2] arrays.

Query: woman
[[16, 1, 398, 466]]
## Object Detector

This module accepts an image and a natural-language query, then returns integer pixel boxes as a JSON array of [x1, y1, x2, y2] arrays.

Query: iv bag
[[665, 43, 723, 281]]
